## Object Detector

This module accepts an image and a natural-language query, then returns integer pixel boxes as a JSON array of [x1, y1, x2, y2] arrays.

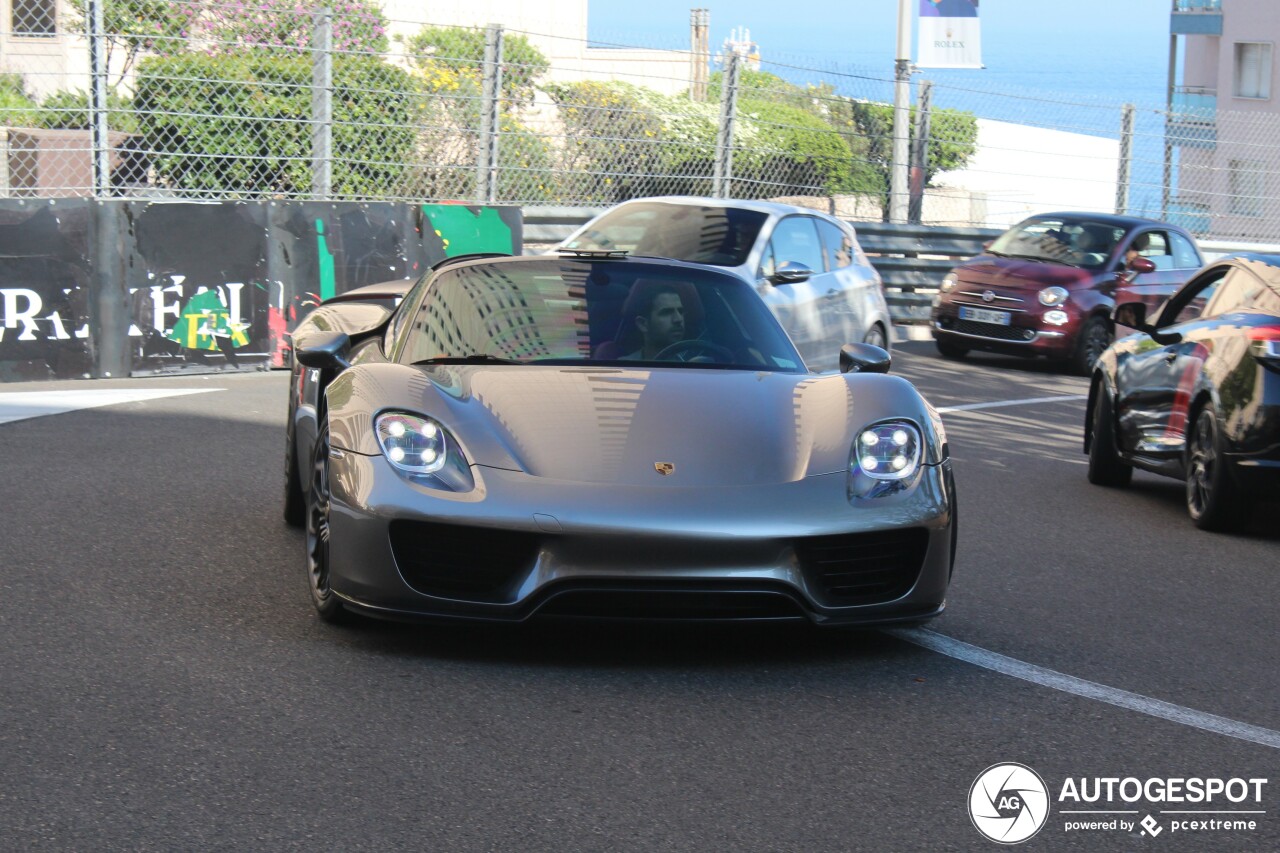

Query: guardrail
[[851, 222, 1002, 325], [521, 206, 1000, 327]]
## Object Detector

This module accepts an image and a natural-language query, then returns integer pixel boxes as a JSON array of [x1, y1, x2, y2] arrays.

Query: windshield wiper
[[412, 354, 522, 365]]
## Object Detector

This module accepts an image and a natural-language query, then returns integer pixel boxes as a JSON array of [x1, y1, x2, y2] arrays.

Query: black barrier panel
[[0, 200, 522, 382], [0, 201, 94, 381], [125, 202, 274, 375], [269, 203, 434, 369], [121, 201, 521, 375]]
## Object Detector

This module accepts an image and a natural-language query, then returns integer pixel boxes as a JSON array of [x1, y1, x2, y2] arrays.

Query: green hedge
[[133, 53, 416, 198]]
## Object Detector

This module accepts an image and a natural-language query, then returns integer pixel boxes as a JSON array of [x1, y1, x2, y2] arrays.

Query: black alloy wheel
[[306, 423, 350, 622], [1185, 405, 1244, 531], [1071, 316, 1112, 376], [1087, 385, 1133, 487]]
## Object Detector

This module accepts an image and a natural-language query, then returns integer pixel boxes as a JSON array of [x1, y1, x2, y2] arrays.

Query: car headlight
[[374, 411, 474, 491], [940, 272, 958, 293], [377, 412, 448, 474], [849, 420, 924, 499], [1043, 309, 1069, 326], [1039, 286, 1069, 306]]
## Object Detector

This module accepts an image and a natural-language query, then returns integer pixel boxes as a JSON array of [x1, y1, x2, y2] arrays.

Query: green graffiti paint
[[422, 205, 514, 257], [165, 290, 250, 350], [316, 218, 336, 301]]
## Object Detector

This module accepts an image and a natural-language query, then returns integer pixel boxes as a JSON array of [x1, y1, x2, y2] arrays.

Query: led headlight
[[854, 421, 922, 481], [375, 412, 448, 474], [940, 272, 959, 293], [1039, 286, 1069, 306]]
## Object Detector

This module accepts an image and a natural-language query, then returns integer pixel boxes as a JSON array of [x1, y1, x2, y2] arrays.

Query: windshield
[[396, 258, 805, 372], [563, 202, 768, 267], [988, 217, 1126, 270]]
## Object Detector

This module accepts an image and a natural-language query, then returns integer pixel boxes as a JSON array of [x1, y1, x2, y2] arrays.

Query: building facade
[[1168, 0, 1280, 241]]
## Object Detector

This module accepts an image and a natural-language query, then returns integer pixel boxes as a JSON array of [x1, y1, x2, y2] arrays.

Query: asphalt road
[[2, 342, 1277, 851]]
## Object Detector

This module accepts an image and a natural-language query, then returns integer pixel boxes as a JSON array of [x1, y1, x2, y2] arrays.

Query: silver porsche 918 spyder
[[283, 251, 956, 626]]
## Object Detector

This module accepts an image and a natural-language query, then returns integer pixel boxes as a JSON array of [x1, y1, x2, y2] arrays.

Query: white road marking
[[0, 388, 223, 425], [886, 628, 1280, 750], [937, 394, 1088, 414]]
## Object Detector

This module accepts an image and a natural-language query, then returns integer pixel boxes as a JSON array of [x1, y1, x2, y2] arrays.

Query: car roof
[[1026, 211, 1191, 232], [604, 195, 844, 221], [436, 250, 753, 280]]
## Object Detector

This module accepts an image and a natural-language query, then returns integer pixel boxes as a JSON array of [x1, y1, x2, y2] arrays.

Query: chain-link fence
[[1, 1, 1278, 242]]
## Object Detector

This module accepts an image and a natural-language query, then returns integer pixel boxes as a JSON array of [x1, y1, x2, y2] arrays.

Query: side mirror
[[769, 260, 813, 285], [1113, 302, 1147, 329], [1113, 302, 1183, 346], [294, 331, 352, 370], [1128, 256, 1156, 274], [840, 343, 891, 374]]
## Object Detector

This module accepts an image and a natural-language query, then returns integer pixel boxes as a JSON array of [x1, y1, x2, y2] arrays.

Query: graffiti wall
[[0, 200, 521, 381]]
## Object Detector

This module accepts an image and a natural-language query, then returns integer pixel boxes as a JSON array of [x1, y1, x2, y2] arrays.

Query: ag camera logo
[[969, 763, 1050, 844]]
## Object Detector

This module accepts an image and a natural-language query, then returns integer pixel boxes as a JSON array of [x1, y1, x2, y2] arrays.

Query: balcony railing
[[1168, 88, 1217, 148], [1173, 0, 1221, 11], [1171, 1, 1222, 34], [1172, 86, 1217, 117]]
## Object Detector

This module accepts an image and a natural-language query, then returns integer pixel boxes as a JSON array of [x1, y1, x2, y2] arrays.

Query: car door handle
[[826, 288, 840, 297], [1164, 352, 1177, 364]]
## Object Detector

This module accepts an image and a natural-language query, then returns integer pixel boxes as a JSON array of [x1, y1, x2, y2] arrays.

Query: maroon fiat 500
[[931, 212, 1204, 374]]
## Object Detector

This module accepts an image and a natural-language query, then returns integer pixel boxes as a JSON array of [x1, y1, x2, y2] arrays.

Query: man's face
[[640, 292, 685, 349]]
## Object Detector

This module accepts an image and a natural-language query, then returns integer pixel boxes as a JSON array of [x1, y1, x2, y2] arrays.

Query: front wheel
[[1071, 316, 1112, 376], [1185, 405, 1245, 531], [862, 324, 888, 350], [935, 338, 968, 360], [1087, 385, 1132, 487], [306, 422, 351, 623], [283, 419, 304, 527]]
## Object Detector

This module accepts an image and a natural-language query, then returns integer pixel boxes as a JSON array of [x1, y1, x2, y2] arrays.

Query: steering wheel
[[654, 339, 735, 363]]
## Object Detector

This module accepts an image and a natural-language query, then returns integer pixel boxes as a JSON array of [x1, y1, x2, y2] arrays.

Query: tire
[[1071, 315, 1112, 376], [305, 421, 352, 623], [1087, 384, 1132, 487], [1185, 404, 1245, 531], [862, 324, 888, 350], [283, 418, 305, 527], [935, 338, 968, 360]]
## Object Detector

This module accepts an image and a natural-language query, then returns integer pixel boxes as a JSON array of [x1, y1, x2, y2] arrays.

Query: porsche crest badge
[[654, 462, 675, 476]]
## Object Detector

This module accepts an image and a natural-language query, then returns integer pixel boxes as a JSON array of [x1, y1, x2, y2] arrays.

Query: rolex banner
[[918, 0, 982, 69]]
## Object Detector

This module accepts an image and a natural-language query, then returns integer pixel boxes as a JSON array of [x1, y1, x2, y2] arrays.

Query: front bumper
[[932, 313, 1074, 358], [325, 455, 956, 627]]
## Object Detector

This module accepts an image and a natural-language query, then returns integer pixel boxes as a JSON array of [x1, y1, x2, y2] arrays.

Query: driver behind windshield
[[622, 284, 687, 360]]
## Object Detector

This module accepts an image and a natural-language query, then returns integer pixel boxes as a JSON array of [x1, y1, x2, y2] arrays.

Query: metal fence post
[[1116, 103, 1135, 216], [311, 8, 333, 200], [88, 0, 109, 197], [713, 51, 740, 199], [476, 24, 503, 204], [85, 0, 128, 377]]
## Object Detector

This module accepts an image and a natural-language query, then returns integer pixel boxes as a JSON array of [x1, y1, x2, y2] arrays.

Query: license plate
[[959, 306, 1011, 326]]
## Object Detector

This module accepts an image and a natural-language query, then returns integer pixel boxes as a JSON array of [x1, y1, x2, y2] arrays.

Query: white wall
[[932, 118, 1121, 229]]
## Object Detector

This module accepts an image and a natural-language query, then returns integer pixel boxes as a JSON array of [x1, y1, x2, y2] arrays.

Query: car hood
[[327, 363, 934, 487], [956, 255, 1096, 289]]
